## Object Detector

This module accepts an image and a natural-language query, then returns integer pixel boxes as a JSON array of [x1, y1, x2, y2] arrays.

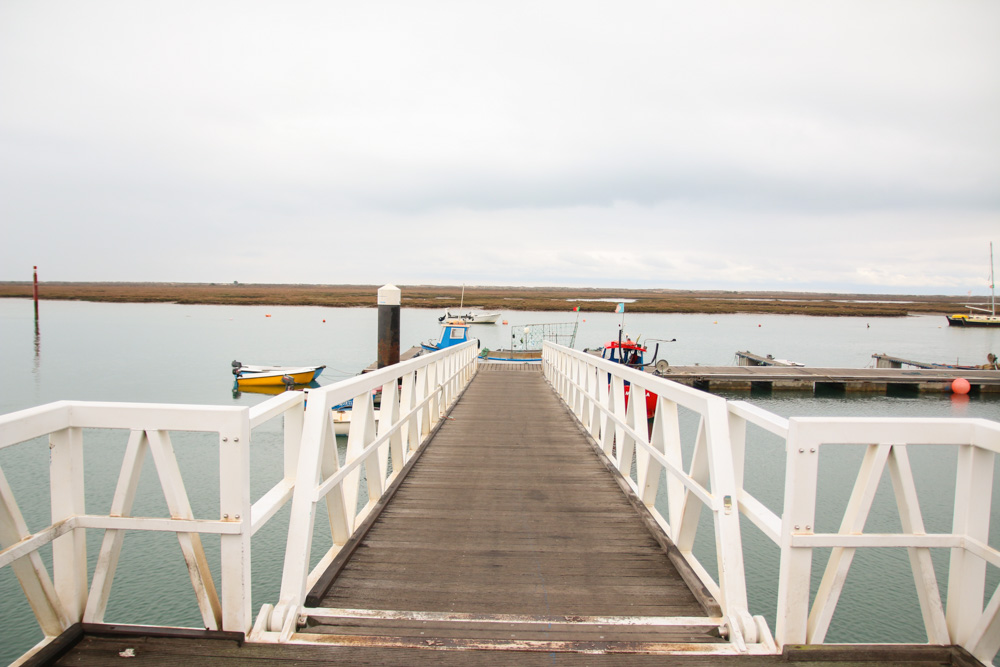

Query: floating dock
[[659, 365, 1000, 394]]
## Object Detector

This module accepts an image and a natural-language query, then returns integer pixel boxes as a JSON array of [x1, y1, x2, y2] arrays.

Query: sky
[[1, 2, 998, 295]]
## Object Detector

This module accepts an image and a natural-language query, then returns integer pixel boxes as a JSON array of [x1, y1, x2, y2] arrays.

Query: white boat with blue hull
[[421, 318, 472, 351]]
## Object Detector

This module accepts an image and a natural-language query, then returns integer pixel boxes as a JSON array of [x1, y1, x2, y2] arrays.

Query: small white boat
[[437, 285, 500, 324], [439, 310, 501, 324]]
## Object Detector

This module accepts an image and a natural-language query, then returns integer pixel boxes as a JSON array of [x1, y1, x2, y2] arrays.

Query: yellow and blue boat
[[232, 361, 326, 387]]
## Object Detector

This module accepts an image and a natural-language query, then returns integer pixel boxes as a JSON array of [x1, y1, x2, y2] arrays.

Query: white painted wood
[[774, 419, 819, 647], [85, 429, 148, 623], [0, 402, 72, 450], [807, 444, 891, 643], [271, 341, 477, 634], [886, 445, 949, 645], [49, 427, 87, 622], [947, 444, 994, 645], [0, 465, 68, 635], [219, 418, 252, 632], [146, 429, 223, 630], [0, 399, 270, 642]]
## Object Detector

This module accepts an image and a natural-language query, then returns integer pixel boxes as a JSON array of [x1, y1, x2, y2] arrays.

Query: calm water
[[0, 298, 998, 663]]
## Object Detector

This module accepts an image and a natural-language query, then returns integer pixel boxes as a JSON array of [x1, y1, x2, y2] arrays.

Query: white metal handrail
[[262, 340, 478, 639], [543, 342, 1000, 662], [0, 398, 285, 652], [724, 406, 1000, 664], [541, 341, 766, 650]]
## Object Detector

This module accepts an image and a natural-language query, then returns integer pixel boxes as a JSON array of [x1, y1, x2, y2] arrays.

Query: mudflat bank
[[0, 281, 979, 317]]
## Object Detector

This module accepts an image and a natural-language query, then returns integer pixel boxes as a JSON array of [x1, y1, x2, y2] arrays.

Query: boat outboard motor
[[281, 375, 295, 391], [232, 360, 242, 375]]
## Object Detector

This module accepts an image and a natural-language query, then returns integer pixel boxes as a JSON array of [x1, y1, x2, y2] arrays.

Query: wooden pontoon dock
[[659, 364, 1000, 394]]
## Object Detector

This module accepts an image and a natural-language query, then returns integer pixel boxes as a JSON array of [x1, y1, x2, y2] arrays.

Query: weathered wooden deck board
[[55, 634, 982, 666], [308, 366, 707, 621]]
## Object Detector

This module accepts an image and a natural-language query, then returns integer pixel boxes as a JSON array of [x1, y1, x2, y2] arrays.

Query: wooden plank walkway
[[300, 364, 717, 651]]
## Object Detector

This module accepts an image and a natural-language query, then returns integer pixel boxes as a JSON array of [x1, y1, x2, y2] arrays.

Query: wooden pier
[[42, 365, 986, 665], [659, 365, 1000, 394]]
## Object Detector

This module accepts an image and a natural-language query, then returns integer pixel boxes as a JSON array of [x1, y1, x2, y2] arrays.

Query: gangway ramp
[[297, 365, 724, 653]]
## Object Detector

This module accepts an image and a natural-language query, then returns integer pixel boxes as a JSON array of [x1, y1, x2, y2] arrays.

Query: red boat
[[593, 337, 660, 416]]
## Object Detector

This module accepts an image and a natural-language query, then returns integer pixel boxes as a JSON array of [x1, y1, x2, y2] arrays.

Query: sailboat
[[947, 242, 1000, 327], [437, 284, 501, 325]]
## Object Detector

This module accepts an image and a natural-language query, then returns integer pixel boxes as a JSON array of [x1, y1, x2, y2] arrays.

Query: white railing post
[[218, 416, 252, 632], [49, 426, 87, 623], [776, 419, 820, 646], [703, 397, 752, 635], [947, 443, 995, 645]]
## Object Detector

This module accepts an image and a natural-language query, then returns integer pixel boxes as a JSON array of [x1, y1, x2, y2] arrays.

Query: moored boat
[[587, 337, 660, 415], [421, 318, 472, 351], [340, 318, 474, 433], [439, 310, 501, 324], [585, 330, 675, 416], [232, 362, 326, 387], [947, 242, 999, 327]]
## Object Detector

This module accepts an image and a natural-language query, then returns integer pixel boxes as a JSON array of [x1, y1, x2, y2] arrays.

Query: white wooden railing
[[727, 405, 1000, 664], [260, 340, 478, 638], [542, 341, 768, 651], [0, 340, 477, 663], [0, 400, 272, 645], [543, 341, 1000, 663]]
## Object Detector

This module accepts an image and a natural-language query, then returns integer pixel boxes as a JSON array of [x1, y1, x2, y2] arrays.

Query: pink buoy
[[952, 378, 971, 395]]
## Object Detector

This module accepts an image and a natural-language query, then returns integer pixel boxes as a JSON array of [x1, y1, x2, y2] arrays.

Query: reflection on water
[[232, 380, 319, 399]]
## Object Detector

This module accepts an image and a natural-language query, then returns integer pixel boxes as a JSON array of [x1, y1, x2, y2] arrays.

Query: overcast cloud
[[1, 1, 998, 294]]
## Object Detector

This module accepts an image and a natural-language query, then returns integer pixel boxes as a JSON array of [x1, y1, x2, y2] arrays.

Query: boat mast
[[990, 241, 997, 317]]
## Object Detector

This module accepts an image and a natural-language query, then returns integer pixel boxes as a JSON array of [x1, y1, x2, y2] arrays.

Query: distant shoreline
[[0, 281, 978, 317]]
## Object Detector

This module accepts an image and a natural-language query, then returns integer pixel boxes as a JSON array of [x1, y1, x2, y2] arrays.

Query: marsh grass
[[0, 281, 976, 317]]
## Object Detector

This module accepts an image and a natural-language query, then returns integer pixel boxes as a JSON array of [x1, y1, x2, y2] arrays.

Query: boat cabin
[[600, 339, 647, 367], [422, 318, 471, 351]]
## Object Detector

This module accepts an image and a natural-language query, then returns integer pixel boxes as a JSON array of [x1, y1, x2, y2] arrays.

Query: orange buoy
[[952, 378, 971, 395]]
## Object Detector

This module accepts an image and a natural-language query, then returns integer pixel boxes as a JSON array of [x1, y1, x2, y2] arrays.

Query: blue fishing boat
[[421, 317, 471, 351]]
